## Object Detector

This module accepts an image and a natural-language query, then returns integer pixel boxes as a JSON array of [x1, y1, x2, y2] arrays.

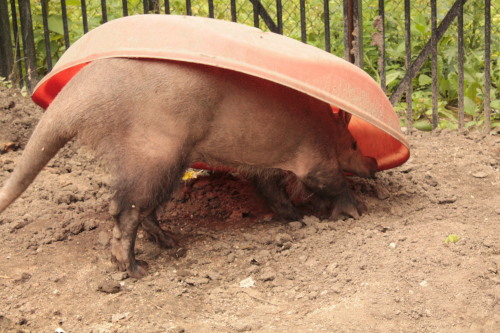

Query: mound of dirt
[[0, 84, 499, 332]]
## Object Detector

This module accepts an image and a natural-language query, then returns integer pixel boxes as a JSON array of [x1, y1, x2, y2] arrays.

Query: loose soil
[[0, 85, 499, 332]]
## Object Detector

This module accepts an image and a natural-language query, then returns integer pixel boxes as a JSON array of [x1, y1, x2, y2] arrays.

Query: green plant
[[444, 234, 460, 244]]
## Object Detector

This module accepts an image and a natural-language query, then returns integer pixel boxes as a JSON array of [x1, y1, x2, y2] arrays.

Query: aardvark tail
[[0, 106, 74, 213]]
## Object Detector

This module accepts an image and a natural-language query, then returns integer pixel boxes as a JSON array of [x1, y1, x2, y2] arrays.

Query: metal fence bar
[[353, 0, 363, 68], [230, 0, 236, 22], [81, 0, 89, 33], [0, 0, 13, 79], [9, 0, 22, 85], [324, 0, 330, 52], [208, 0, 214, 18], [404, 0, 412, 134], [186, 0, 192, 16], [122, 0, 128, 16], [343, 0, 354, 62], [390, 0, 469, 106], [41, 0, 52, 71], [61, 0, 71, 49], [250, 0, 278, 32], [378, 0, 385, 92], [484, 0, 491, 132], [276, 0, 282, 34], [299, 0, 306, 43], [165, 0, 170, 14], [457, 0, 464, 130], [18, 0, 37, 90], [431, 0, 438, 129], [252, 0, 259, 27], [101, 0, 108, 23]]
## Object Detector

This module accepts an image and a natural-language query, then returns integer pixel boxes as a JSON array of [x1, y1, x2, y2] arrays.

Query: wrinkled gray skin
[[0, 59, 377, 278]]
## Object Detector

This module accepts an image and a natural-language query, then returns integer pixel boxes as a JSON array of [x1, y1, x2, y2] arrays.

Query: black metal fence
[[0, 0, 498, 132]]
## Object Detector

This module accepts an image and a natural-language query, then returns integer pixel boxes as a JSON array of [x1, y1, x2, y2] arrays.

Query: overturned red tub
[[32, 14, 409, 171]]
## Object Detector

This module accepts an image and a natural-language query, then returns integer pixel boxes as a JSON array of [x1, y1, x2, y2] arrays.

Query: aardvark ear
[[336, 109, 352, 127]]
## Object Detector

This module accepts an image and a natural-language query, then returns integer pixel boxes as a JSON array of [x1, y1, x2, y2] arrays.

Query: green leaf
[[414, 120, 433, 131], [386, 70, 403, 86], [464, 96, 476, 116], [490, 99, 500, 110], [418, 74, 432, 86], [48, 15, 64, 35]]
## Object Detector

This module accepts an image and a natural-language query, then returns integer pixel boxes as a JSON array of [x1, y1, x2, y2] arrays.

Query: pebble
[[111, 272, 128, 281], [185, 277, 210, 286], [259, 268, 276, 282], [204, 271, 222, 281], [111, 312, 129, 323], [375, 185, 390, 200], [97, 280, 121, 294], [233, 322, 253, 332], [227, 253, 236, 263], [389, 242, 397, 249], [420, 280, 428, 287], [275, 233, 292, 245], [437, 194, 458, 204], [97, 231, 110, 246], [84, 219, 98, 230], [239, 277, 255, 288], [302, 215, 320, 225], [326, 262, 339, 274], [288, 221, 303, 230], [472, 171, 488, 178], [67, 221, 85, 235]]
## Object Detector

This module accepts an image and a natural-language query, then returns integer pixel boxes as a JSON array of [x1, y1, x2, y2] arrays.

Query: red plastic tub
[[32, 14, 409, 171]]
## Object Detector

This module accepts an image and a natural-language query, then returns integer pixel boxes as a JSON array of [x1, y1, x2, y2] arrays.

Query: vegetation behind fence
[[0, 0, 499, 131]]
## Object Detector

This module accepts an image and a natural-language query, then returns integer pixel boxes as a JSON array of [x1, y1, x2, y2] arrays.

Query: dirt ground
[[0, 84, 499, 333]]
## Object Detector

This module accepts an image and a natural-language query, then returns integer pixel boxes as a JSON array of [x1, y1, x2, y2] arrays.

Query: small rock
[[326, 262, 339, 274], [389, 242, 397, 249], [84, 219, 98, 230], [185, 277, 210, 286], [398, 163, 415, 173], [424, 173, 438, 187], [375, 186, 390, 200], [111, 312, 129, 323], [97, 231, 110, 246], [420, 280, 428, 287], [176, 269, 193, 278], [97, 280, 121, 294], [204, 271, 221, 281], [55, 328, 65, 333], [288, 221, 303, 230], [472, 171, 488, 178], [111, 272, 128, 281], [483, 239, 493, 248], [437, 194, 458, 204], [233, 322, 253, 332], [68, 221, 85, 235], [302, 215, 320, 225], [259, 269, 276, 282], [239, 277, 255, 288], [275, 233, 292, 246]]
